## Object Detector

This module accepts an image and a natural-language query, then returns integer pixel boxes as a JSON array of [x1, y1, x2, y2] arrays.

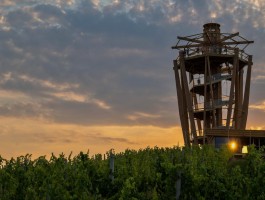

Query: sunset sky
[[0, 0, 265, 158]]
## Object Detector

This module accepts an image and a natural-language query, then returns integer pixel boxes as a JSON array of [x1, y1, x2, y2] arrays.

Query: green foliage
[[0, 145, 265, 199]]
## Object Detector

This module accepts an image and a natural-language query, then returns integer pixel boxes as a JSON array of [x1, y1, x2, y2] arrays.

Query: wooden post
[[240, 55, 252, 129], [179, 51, 198, 144], [173, 60, 190, 146], [203, 56, 207, 144], [207, 56, 216, 127], [190, 74, 202, 136], [234, 51, 240, 129], [226, 48, 239, 129], [237, 69, 244, 128], [194, 94, 202, 136], [181, 75, 191, 145]]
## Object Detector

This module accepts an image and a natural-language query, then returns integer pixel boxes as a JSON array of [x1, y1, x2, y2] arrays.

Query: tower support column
[[179, 51, 198, 144], [173, 60, 190, 146]]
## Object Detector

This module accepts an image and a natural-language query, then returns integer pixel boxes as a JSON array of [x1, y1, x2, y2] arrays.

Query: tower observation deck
[[171, 23, 263, 148]]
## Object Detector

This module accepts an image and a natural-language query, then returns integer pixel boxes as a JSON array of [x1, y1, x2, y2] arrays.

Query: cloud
[[0, 0, 264, 157], [0, 0, 262, 128], [0, 117, 182, 158], [49, 91, 111, 109], [0, 2, 175, 126], [250, 101, 265, 111], [18, 74, 79, 91], [0, 1, 264, 28], [127, 112, 160, 121], [0, 77, 108, 126], [0, 102, 52, 120], [252, 75, 265, 82]]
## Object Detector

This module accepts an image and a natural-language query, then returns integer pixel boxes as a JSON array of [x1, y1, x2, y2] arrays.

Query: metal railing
[[175, 46, 250, 65], [189, 73, 232, 90], [193, 98, 230, 111]]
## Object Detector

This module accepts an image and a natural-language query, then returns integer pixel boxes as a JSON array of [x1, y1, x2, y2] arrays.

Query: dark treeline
[[0, 145, 265, 199]]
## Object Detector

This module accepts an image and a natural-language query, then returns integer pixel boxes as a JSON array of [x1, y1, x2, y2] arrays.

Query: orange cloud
[[250, 101, 265, 111], [0, 116, 183, 159], [127, 112, 160, 120]]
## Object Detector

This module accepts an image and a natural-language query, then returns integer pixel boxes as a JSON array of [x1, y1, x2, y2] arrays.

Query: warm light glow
[[242, 146, 248, 154], [230, 141, 237, 150]]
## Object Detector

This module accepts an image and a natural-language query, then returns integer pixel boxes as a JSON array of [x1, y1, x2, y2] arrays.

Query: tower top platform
[[172, 23, 253, 53], [172, 22, 254, 67]]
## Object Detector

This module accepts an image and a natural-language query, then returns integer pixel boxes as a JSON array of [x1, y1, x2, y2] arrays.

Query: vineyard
[[1, 145, 265, 199]]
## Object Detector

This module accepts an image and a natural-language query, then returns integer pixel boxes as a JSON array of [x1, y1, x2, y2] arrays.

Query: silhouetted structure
[[172, 23, 265, 150]]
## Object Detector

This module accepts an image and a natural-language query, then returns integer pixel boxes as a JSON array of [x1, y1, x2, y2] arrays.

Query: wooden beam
[[233, 55, 240, 129], [237, 69, 244, 128], [203, 57, 207, 144], [172, 44, 201, 49], [194, 94, 203, 136], [207, 56, 216, 127], [181, 74, 191, 146], [226, 48, 239, 128], [173, 61, 190, 146], [172, 40, 254, 49], [240, 56, 252, 129], [205, 129, 265, 138], [179, 51, 198, 144], [222, 41, 254, 45], [219, 32, 239, 42], [177, 36, 204, 44], [190, 74, 202, 136]]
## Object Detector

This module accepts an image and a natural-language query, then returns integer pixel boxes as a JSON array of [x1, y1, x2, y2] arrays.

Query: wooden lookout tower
[[172, 23, 265, 150]]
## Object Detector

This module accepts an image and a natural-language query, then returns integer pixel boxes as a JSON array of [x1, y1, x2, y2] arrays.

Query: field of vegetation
[[0, 145, 265, 199]]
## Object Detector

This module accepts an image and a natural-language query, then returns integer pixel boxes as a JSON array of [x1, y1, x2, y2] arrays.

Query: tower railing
[[176, 46, 250, 63], [193, 97, 230, 112], [189, 73, 232, 90]]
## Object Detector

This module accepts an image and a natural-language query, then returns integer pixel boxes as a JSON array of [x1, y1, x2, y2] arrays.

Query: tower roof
[[203, 23, 220, 29]]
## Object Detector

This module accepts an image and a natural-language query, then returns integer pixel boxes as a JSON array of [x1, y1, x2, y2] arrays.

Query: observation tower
[[172, 23, 265, 150]]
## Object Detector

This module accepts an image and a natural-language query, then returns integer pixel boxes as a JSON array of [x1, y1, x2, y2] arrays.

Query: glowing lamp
[[230, 141, 237, 151], [242, 146, 248, 154]]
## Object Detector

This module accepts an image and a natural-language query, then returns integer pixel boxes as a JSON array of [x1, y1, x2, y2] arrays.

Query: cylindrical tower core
[[203, 23, 221, 44]]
